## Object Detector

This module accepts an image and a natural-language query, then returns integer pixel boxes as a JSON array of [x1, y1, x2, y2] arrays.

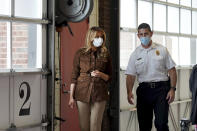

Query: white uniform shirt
[[125, 42, 176, 83]]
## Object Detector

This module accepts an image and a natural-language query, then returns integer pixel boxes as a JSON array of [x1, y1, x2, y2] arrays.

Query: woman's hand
[[68, 97, 75, 109], [91, 70, 102, 77], [91, 70, 109, 81]]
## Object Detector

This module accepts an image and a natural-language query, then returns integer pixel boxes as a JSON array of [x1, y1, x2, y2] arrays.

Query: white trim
[[0, 16, 50, 24], [120, 28, 197, 38], [120, 65, 194, 71], [141, 0, 197, 11], [13, 68, 42, 72], [0, 68, 51, 77], [7, 22, 11, 68]]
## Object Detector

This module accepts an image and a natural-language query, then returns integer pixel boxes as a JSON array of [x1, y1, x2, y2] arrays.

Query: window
[[0, 0, 11, 16], [154, 4, 166, 32], [166, 36, 179, 64], [180, 0, 191, 7], [120, 31, 135, 69], [152, 35, 165, 46], [180, 9, 191, 34], [12, 23, 42, 69], [15, 0, 42, 18], [193, 0, 197, 8], [168, 7, 179, 33], [179, 37, 191, 65], [190, 38, 197, 64], [120, 0, 197, 69], [138, 1, 152, 29], [120, 0, 136, 28], [0, 22, 8, 69], [192, 11, 197, 35], [168, 0, 179, 4], [0, 0, 47, 70]]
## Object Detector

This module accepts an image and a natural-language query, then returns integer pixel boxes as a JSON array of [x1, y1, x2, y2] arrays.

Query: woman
[[68, 26, 112, 131]]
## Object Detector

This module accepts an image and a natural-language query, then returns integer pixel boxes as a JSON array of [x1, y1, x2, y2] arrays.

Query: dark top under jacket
[[189, 64, 197, 124], [71, 48, 112, 103]]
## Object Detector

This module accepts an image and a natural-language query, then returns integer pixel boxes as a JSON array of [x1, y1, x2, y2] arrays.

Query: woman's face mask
[[93, 37, 103, 47]]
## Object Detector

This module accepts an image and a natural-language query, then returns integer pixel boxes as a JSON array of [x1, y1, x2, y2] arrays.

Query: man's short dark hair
[[138, 23, 152, 32]]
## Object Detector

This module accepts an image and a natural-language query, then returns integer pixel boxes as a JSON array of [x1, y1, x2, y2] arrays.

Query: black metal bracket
[[54, 116, 66, 122], [55, 20, 74, 36]]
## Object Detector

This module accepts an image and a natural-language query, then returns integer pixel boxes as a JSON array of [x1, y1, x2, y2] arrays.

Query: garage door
[[0, 0, 49, 130]]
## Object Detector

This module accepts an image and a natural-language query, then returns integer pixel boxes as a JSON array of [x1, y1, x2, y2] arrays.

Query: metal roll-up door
[[0, 0, 52, 130]]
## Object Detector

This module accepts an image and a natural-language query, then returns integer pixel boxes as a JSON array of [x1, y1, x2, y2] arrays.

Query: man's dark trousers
[[136, 82, 170, 131]]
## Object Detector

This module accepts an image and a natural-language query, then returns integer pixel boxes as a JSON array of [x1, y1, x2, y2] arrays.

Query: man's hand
[[167, 67, 177, 104], [127, 91, 134, 105], [166, 89, 175, 104], [126, 75, 136, 105]]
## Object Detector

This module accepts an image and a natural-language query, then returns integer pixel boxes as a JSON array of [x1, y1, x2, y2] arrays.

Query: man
[[125, 23, 177, 131]]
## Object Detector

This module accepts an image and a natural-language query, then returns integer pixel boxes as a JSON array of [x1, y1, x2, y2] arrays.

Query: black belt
[[139, 81, 169, 88]]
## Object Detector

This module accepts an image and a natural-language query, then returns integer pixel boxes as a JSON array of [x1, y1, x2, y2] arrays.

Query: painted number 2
[[19, 82, 31, 116]]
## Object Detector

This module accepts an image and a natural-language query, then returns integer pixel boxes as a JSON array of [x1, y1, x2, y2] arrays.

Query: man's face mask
[[93, 37, 103, 47], [140, 36, 150, 46]]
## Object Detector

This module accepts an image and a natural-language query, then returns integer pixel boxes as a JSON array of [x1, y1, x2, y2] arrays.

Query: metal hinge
[[41, 114, 49, 130], [42, 64, 52, 78]]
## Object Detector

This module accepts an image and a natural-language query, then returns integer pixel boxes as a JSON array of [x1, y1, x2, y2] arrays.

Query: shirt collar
[[139, 42, 157, 51]]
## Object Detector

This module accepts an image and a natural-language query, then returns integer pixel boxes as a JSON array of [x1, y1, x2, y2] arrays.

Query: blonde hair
[[83, 26, 108, 57]]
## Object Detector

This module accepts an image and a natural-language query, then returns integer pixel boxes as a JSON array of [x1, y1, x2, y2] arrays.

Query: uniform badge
[[156, 50, 160, 56]]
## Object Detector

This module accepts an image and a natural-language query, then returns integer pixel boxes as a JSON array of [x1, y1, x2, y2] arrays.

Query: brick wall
[[12, 23, 28, 68], [0, 22, 28, 69], [0, 22, 7, 68], [99, 0, 112, 48]]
